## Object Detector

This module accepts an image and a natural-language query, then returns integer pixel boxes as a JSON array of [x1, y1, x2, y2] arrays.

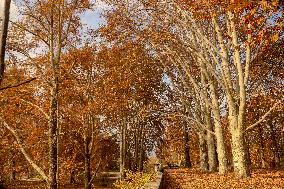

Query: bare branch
[[167, 113, 216, 136], [11, 21, 50, 46], [244, 23, 252, 86], [245, 100, 282, 132], [0, 78, 36, 91], [18, 98, 50, 120], [0, 116, 49, 183], [88, 158, 102, 186]]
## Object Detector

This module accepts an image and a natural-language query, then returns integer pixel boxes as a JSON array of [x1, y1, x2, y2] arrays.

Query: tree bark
[[244, 135, 251, 168], [70, 169, 76, 184], [258, 125, 266, 168], [202, 88, 217, 172], [200, 69, 218, 172], [228, 11, 251, 177], [231, 127, 250, 177], [138, 127, 145, 172], [49, 84, 59, 189], [84, 139, 91, 189], [183, 124, 192, 168], [119, 124, 125, 178], [193, 36, 227, 173], [0, 0, 11, 85], [269, 124, 280, 168], [48, 1, 60, 187], [206, 132, 217, 172], [199, 132, 209, 171], [208, 80, 228, 173]]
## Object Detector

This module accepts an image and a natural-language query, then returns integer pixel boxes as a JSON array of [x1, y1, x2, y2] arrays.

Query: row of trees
[[98, 0, 284, 177]]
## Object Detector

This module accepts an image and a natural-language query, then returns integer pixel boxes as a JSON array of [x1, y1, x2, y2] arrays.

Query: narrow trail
[[143, 172, 163, 189]]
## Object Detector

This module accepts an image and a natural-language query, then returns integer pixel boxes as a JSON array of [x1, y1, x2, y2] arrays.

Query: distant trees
[[94, 42, 167, 173]]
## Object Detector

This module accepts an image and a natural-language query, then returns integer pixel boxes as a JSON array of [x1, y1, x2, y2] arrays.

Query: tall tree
[[0, 0, 11, 85], [3, 1, 92, 188]]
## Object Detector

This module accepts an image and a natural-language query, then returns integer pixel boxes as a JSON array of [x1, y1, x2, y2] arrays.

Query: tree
[[2, 1, 93, 188], [0, 0, 11, 85]]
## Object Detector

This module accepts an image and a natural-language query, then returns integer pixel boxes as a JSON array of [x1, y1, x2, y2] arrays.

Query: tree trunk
[[49, 40, 59, 189], [199, 60, 218, 172], [84, 142, 91, 189], [48, 2, 60, 187], [229, 11, 251, 178], [138, 149, 144, 172], [199, 132, 209, 171], [269, 124, 280, 168], [138, 129, 145, 172], [244, 136, 251, 168], [70, 169, 76, 184], [200, 63, 228, 173], [207, 133, 217, 172], [1, 117, 49, 182], [134, 126, 139, 171], [231, 128, 250, 178], [119, 124, 125, 178], [49, 85, 59, 189], [183, 124, 192, 168], [203, 100, 217, 171], [210, 84, 228, 173], [0, 0, 11, 85], [56, 124, 61, 184], [125, 133, 131, 170], [123, 121, 126, 172], [10, 160, 16, 180], [258, 125, 266, 168]]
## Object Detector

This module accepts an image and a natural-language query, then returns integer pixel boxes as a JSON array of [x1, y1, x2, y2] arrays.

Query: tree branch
[[0, 116, 49, 183], [11, 21, 50, 46], [88, 158, 102, 186], [18, 98, 50, 120], [167, 113, 216, 136], [0, 78, 36, 91], [245, 100, 282, 132]]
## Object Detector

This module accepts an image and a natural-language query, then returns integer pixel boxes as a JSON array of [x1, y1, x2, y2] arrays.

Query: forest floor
[[3, 168, 284, 189], [2, 181, 114, 189], [159, 168, 284, 189]]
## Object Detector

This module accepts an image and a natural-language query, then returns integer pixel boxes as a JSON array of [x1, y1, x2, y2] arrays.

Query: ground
[[2, 168, 284, 189], [2, 181, 114, 189], [160, 168, 284, 189]]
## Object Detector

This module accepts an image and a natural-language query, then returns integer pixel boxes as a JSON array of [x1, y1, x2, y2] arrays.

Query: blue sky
[[81, 9, 106, 29], [79, 0, 111, 29]]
